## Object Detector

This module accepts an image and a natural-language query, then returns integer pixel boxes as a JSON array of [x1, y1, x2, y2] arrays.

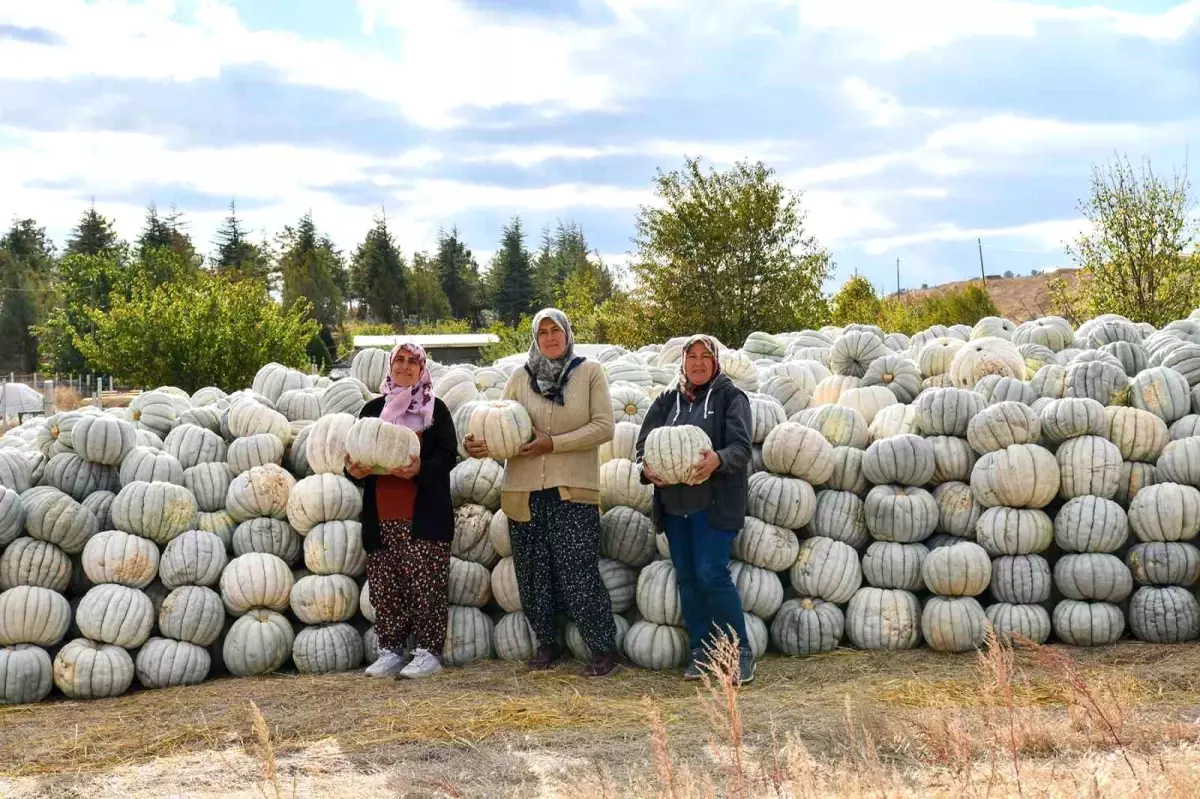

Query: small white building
[[353, 334, 502, 365]]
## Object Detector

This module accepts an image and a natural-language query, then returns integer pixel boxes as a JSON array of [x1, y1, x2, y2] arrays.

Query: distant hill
[[894, 268, 1080, 322]]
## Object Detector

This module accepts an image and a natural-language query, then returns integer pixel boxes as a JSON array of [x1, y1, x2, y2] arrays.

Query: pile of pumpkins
[[4, 310, 1200, 703]]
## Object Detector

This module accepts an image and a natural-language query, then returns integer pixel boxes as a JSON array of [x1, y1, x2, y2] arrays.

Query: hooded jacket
[[635, 372, 752, 532]]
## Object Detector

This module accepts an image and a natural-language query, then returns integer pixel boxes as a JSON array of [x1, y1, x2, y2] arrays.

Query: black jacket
[[635, 372, 751, 533], [350, 396, 457, 550]]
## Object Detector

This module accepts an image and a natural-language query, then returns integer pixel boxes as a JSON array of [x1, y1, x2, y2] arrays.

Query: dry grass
[[902, 269, 1081, 321], [51, 386, 82, 411], [98, 392, 137, 409], [4, 641, 1200, 797]]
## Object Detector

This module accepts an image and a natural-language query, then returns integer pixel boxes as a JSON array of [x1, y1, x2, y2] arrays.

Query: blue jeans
[[664, 510, 749, 653]]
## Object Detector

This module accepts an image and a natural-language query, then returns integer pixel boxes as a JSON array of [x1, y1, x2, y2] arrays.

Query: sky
[[0, 0, 1198, 293]]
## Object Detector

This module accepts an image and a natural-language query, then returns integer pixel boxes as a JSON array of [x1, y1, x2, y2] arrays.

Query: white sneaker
[[398, 648, 443, 679], [365, 648, 408, 677]]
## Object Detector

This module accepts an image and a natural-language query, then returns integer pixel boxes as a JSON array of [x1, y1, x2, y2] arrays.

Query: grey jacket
[[635, 372, 752, 532]]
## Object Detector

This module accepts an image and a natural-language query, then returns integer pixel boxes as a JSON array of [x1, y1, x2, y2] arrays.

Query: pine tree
[[1, 219, 55, 271], [410, 252, 452, 322], [350, 214, 408, 324], [0, 219, 55, 372], [212, 201, 272, 289], [65, 205, 120, 257], [531, 221, 608, 308], [532, 225, 556, 308], [138, 204, 174, 252], [490, 217, 535, 326], [436, 226, 482, 323], [278, 212, 345, 362], [135, 204, 201, 286]]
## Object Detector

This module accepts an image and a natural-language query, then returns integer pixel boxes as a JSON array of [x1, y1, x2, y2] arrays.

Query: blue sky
[[1, 0, 1198, 294]]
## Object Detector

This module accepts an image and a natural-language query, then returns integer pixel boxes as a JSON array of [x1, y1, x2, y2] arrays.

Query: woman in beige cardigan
[[465, 309, 618, 676]]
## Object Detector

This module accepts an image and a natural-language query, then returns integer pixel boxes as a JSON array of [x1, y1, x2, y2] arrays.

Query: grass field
[[3, 638, 1200, 797]]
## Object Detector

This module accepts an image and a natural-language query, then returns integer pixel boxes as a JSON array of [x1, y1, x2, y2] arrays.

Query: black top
[[635, 372, 752, 533], [348, 396, 458, 550]]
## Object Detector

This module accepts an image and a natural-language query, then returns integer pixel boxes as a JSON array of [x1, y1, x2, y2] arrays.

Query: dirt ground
[[3, 642, 1200, 798]]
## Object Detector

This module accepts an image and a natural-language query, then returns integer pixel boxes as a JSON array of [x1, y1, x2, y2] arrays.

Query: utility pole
[[978, 238, 986, 285], [896, 257, 901, 297]]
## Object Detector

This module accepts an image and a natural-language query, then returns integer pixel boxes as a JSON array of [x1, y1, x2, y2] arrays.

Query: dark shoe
[[585, 652, 619, 677], [736, 649, 756, 686], [682, 648, 706, 681], [528, 644, 560, 671]]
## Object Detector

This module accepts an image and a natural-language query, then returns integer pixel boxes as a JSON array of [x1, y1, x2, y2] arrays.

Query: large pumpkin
[[76, 584, 155, 649], [761, 423, 834, 484], [222, 609, 294, 676], [643, 425, 712, 486], [81, 529, 160, 589], [112, 481, 198, 545], [748, 472, 816, 527], [344, 417, 420, 474], [467, 401, 534, 461], [770, 597, 844, 656], [845, 587, 921, 650], [52, 638, 135, 699]]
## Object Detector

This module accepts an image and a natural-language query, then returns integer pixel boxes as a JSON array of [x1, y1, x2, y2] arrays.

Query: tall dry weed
[[249, 701, 282, 799], [696, 634, 748, 799], [52, 386, 81, 411]]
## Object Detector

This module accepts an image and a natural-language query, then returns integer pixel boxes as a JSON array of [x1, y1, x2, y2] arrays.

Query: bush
[[75, 272, 319, 392], [830, 275, 882, 326], [879, 283, 999, 334]]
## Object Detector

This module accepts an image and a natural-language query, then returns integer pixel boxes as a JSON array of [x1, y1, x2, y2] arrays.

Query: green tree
[[532, 221, 609, 308], [350, 214, 408, 325], [74, 271, 319, 392], [489, 217, 536, 326], [0, 218, 56, 370], [0, 256, 42, 372], [1048, 155, 1199, 326], [66, 205, 122, 257], [632, 157, 833, 343], [830, 274, 882, 326], [212, 202, 273, 288], [136, 204, 201, 273], [278, 212, 346, 360], [1, 218, 56, 271], [34, 251, 134, 373], [409, 251, 452, 322], [435, 226, 483, 323]]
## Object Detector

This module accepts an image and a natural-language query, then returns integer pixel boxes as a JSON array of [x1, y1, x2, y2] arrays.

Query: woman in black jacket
[[637, 334, 755, 685], [346, 342, 457, 679]]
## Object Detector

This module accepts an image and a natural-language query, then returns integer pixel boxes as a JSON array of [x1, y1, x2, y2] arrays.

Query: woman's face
[[684, 342, 716, 386], [390, 349, 423, 388], [537, 318, 568, 360]]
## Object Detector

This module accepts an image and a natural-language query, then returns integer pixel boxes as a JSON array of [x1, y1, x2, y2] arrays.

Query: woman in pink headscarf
[[346, 342, 458, 679]]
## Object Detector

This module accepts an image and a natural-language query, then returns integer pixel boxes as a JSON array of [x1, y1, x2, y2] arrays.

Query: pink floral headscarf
[[379, 342, 435, 432]]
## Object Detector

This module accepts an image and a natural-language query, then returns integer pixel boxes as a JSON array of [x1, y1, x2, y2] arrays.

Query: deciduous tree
[[830, 275, 882, 326], [1048, 155, 1198, 326], [632, 157, 832, 343]]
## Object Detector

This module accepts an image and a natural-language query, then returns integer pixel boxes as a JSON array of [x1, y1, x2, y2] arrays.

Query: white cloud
[[0, 0, 621, 128], [797, 188, 897, 245], [462, 139, 799, 168], [787, 150, 973, 188], [862, 218, 1086, 255], [840, 77, 905, 127], [923, 115, 1172, 154], [795, 0, 1200, 60]]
